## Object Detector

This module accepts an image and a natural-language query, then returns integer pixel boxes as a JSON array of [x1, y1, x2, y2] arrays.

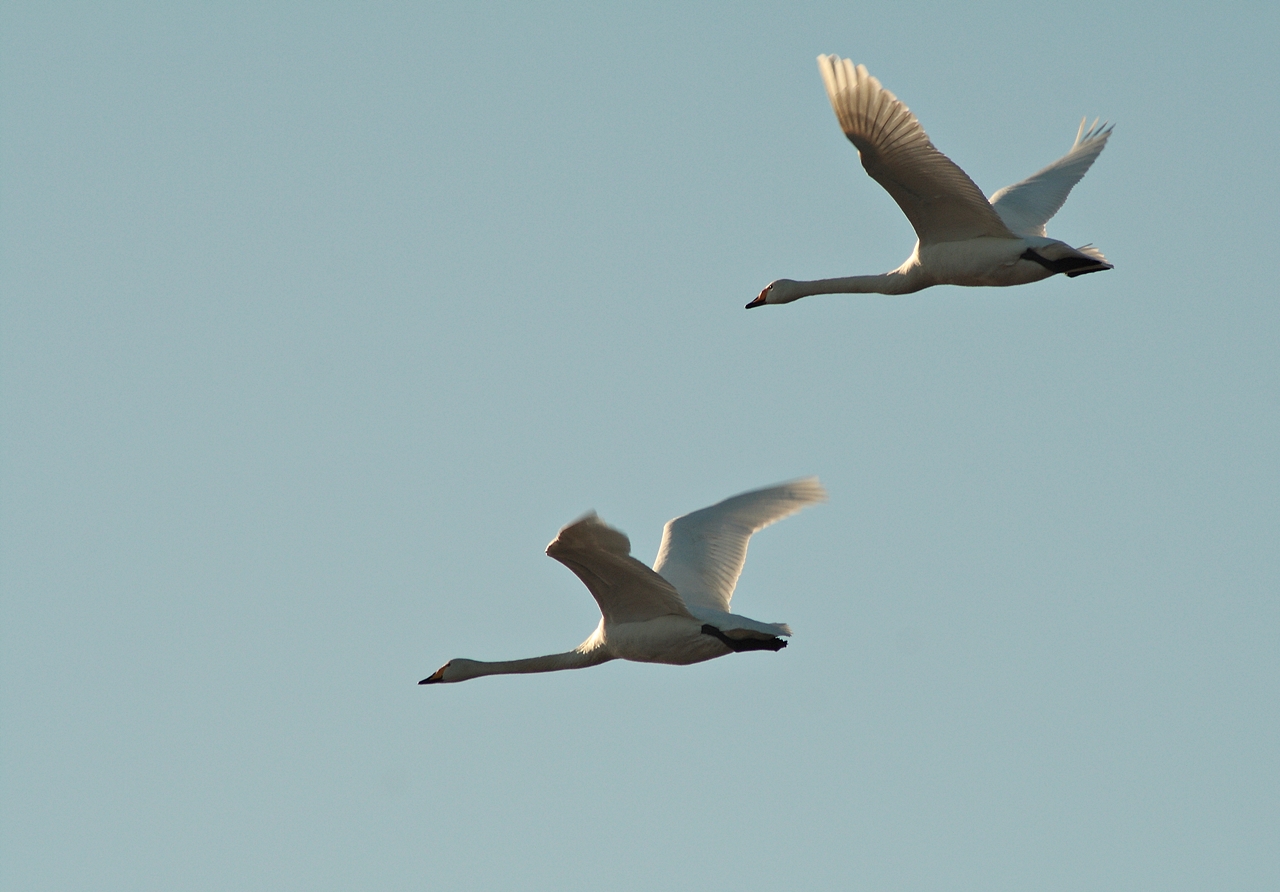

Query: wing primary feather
[[652, 477, 827, 613], [546, 513, 694, 625], [989, 118, 1113, 237], [817, 55, 1015, 245]]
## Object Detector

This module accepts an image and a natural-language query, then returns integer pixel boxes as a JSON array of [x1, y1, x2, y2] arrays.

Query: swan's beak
[[745, 290, 767, 309], [418, 666, 446, 685]]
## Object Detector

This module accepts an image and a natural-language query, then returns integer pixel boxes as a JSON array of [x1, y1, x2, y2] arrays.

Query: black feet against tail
[[1020, 248, 1112, 278], [701, 623, 788, 652]]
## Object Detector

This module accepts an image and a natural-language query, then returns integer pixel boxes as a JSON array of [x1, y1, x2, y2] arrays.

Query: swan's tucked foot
[[700, 623, 788, 652], [1020, 247, 1112, 277]]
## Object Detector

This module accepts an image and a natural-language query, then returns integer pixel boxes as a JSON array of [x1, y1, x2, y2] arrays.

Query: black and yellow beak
[[418, 665, 447, 685]]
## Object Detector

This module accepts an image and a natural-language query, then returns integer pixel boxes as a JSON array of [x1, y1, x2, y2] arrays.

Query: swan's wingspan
[[818, 55, 1015, 245], [989, 118, 1113, 238], [652, 477, 827, 613], [546, 513, 695, 625]]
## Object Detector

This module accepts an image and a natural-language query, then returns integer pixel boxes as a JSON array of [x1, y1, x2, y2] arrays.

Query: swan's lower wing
[[546, 512, 695, 625], [989, 118, 1113, 238], [653, 477, 827, 613], [818, 55, 1014, 245]]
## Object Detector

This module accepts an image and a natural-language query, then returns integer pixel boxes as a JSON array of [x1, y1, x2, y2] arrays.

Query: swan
[[419, 477, 826, 684], [747, 54, 1113, 308]]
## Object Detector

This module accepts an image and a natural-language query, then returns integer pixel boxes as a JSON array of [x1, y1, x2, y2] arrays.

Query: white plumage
[[747, 55, 1113, 307], [419, 478, 826, 684]]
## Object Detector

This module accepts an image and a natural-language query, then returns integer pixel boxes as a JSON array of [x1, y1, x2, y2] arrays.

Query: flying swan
[[419, 477, 826, 684], [747, 54, 1113, 308]]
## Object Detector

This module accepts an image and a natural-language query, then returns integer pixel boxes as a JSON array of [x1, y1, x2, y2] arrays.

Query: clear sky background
[[3, 3, 1277, 890]]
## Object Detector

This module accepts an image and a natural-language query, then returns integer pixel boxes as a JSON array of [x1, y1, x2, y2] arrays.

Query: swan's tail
[[1022, 242, 1112, 277], [1066, 243, 1112, 277], [701, 624, 788, 652], [690, 606, 791, 639]]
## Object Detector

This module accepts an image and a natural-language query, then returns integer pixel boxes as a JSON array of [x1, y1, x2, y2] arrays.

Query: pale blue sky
[[3, 3, 1277, 890]]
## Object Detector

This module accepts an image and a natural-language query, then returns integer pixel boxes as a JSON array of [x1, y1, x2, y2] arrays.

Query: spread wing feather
[[546, 513, 694, 625], [989, 118, 1113, 237], [652, 478, 827, 613], [818, 55, 1015, 245]]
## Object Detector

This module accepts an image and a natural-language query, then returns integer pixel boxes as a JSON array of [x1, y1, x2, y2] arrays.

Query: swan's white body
[[747, 55, 1113, 307], [420, 478, 826, 684]]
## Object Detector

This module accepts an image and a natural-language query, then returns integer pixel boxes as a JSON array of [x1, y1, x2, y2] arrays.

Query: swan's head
[[418, 659, 480, 684], [746, 279, 802, 309]]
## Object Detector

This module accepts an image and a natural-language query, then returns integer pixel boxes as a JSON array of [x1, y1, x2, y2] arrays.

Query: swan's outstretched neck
[[748, 270, 924, 307], [797, 273, 924, 296], [419, 648, 613, 684]]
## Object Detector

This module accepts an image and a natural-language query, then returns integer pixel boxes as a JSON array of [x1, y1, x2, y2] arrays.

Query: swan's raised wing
[[818, 55, 1015, 246], [652, 477, 827, 613], [989, 118, 1113, 238], [546, 512, 695, 625]]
